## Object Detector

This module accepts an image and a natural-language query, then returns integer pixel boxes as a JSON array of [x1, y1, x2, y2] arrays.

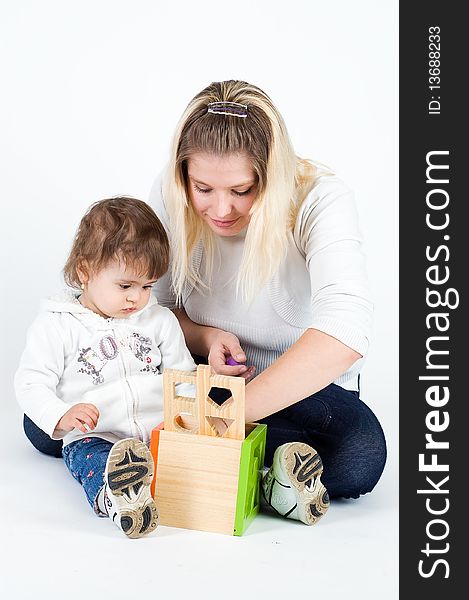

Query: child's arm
[[14, 313, 92, 439]]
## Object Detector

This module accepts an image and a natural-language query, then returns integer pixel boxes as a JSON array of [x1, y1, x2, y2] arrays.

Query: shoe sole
[[281, 442, 330, 525], [105, 438, 158, 539]]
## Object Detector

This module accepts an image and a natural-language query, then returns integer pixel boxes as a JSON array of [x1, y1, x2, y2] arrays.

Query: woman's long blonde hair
[[163, 80, 331, 304]]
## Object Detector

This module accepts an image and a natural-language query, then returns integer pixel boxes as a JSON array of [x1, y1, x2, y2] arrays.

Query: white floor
[[1, 412, 398, 600]]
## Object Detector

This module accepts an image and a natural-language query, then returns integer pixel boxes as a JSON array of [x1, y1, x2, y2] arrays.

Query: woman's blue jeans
[[259, 383, 387, 499], [22, 380, 386, 500]]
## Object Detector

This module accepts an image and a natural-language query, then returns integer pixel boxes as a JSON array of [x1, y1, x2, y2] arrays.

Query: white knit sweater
[[149, 172, 373, 391], [15, 293, 196, 446]]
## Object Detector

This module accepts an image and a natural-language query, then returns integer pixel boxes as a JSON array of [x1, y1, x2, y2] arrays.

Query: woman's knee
[[317, 400, 387, 499], [328, 423, 387, 499]]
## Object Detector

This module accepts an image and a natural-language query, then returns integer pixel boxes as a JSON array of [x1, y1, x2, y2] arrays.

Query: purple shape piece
[[226, 356, 240, 366]]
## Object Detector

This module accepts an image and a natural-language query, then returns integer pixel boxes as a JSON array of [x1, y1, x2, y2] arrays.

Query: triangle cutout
[[205, 416, 235, 437]]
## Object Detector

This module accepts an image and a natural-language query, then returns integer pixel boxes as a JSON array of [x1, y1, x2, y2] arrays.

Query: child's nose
[[127, 289, 140, 302]]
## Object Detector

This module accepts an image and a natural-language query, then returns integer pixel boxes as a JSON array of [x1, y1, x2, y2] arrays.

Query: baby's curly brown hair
[[63, 197, 169, 288]]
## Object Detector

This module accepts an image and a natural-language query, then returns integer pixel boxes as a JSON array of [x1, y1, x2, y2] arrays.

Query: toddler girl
[[15, 197, 196, 538]]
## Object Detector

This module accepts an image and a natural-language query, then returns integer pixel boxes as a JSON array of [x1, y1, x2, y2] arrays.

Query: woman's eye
[[232, 187, 252, 196], [194, 184, 253, 196], [194, 184, 211, 194]]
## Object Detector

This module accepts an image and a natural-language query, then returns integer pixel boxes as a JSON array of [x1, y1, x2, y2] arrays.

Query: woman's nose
[[214, 193, 233, 218]]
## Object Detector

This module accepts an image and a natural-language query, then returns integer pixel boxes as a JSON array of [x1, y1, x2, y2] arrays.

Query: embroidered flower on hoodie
[[129, 333, 160, 374], [77, 347, 106, 385]]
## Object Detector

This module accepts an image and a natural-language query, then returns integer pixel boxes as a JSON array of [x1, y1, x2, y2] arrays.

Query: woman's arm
[[244, 328, 361, 423], [174, 305, 360, 423], [172, 308, 219, 357], [172, 308, 254, 378], [173, 309, 360, 423]]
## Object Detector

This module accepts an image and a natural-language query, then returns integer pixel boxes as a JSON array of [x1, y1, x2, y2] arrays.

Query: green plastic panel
[[233, 423, 267, 536]]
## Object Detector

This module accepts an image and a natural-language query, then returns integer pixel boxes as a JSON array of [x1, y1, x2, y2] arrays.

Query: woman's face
[[186, 152, 258, 236]]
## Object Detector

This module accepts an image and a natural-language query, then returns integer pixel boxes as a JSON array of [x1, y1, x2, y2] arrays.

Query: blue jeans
[[23, 414, 63, 458], [23, 383, 386, 501], [259, 383, 387, 499], [62, 437, 113, 514]]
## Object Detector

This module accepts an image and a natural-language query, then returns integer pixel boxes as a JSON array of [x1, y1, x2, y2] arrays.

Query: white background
[[0, 1, 398, 598]]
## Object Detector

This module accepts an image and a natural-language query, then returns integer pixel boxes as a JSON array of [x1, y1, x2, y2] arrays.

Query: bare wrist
[[203, 326, 225, 353]]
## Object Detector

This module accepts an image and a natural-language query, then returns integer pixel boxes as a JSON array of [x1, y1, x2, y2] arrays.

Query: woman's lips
[[210, 217, 239, 228]]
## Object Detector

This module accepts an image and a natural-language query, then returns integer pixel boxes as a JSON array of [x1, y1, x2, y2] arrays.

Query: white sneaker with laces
[[261, 442, 330, 525], [103, 438, 158, 538]]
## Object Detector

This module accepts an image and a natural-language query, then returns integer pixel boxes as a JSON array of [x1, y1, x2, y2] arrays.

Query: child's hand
[[56, 403, 100, 433]]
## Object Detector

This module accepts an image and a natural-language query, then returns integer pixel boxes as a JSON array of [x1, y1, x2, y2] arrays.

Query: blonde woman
[[148, 80, 387, 526]]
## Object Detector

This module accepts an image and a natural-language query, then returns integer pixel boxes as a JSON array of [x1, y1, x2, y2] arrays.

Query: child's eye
[[119, 284, 131, 290], [143, 285, 153, 290]]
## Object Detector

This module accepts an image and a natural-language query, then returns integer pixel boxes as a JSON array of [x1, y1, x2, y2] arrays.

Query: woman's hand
[[56, 403, 100, 434], [207, 331, 256, 381]]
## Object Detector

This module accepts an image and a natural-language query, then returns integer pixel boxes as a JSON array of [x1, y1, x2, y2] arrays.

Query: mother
[[149, 80, 386, 524]]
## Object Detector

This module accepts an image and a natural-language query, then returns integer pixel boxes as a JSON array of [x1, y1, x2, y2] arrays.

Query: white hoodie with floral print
[[15, 292, 196, 447]]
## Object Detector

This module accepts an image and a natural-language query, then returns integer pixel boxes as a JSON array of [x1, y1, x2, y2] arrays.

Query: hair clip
[[207, 101, 248, 118]]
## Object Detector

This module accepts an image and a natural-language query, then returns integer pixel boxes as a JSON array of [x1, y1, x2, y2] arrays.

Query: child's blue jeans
[[62, 437, 113, 515]]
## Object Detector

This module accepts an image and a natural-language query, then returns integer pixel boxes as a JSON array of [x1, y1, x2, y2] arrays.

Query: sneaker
[[261, 442, 330, 525], [103, 438, 158, 538]]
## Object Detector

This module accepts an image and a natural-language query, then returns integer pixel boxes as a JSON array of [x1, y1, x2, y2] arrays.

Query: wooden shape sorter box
[[150, 364, 267, 536]]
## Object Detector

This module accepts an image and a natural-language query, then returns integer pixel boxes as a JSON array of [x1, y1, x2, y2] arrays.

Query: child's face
[[79, 260, 156, 319]]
